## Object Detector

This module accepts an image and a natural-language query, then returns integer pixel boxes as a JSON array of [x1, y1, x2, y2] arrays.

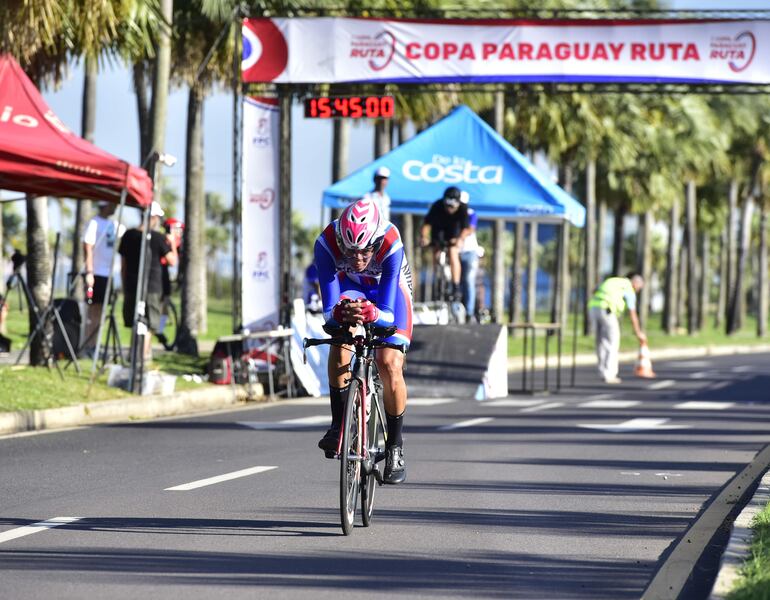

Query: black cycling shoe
[[383, 445, 406, 484], [318, 427, 340, 459]]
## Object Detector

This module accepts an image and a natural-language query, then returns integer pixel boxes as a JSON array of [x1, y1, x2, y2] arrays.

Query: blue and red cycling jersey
[[314, 221, 413, 346]]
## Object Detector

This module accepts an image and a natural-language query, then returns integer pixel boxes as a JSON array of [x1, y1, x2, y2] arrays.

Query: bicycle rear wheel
[[340, 380, 362, 535], [159, 298, 179, 351]]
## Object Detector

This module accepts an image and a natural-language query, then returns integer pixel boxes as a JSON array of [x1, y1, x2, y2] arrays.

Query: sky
[[18, 0, 770, 235]]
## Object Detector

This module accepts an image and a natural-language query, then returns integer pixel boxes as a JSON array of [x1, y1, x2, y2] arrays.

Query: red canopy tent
[[0, 55, 152, 206]]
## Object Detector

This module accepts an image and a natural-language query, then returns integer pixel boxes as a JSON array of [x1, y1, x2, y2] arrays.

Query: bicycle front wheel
[[361, 378, 385, 527], [340, 380, 362, 535]]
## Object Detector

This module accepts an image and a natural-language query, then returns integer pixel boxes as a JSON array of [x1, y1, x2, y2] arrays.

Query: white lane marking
[[237, 416, 329, 430], [648, 380, 676, 390], [587, 393, 613, 401], [520, 402, 564, 413], [0, 517, 81, 545], [482, 399, 545, 407], [438, 417, 494, 431], [709, 381, 731, 391], [166, 466, 278, 491], [731, 365, 753, 373], [689, 372, 708, 380], [579, 400, 640, 409], [578, 418, 690, 433], [409, 398, 457, 406], [673, 361, 712, 368], [656, 472, 683, 478], [620, 471, 641, 476], [675, 401, 734, 410]]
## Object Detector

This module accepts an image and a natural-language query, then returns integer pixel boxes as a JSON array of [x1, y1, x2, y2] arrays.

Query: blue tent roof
[[322, 105, 585, 227]]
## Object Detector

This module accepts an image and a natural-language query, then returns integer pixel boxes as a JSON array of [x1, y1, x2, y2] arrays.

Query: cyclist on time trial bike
[[314, 198, 413, 485], [420, 186, 472, 302]]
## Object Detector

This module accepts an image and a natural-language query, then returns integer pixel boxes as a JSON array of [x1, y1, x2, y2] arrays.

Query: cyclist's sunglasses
[[342, 244, 377, 258]]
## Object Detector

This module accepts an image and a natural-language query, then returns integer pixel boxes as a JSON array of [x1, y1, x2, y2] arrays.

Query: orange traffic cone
[[635, 342, 656, 378]]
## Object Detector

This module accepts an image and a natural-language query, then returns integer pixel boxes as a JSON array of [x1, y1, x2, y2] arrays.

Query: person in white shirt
[[459, 191, 481, 321], [82, 201, 122, 356], [363, 166, 392, 223]]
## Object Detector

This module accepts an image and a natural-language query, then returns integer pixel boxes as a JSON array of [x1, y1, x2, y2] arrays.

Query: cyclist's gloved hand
[[359, 300, 379, 324], [332, 297, 356, 324]]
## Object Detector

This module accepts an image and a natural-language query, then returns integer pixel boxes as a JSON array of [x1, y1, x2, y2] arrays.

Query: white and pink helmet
[[336, 198, 383, 252]]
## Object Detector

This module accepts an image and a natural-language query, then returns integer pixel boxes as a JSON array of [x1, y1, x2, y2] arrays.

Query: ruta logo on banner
[[709, 31, 756, 72], [349, 30, 397, 71]]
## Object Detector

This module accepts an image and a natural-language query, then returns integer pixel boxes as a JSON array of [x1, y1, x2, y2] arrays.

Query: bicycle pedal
[[372, 469, 384, 485]]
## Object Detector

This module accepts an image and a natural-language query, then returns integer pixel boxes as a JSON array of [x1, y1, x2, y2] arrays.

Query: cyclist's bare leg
[[375, 347, 406, 416], [328, 343, 354, 387]]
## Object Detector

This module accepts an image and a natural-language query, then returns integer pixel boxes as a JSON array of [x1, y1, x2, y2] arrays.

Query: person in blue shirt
[[314, 198, 413, 484]]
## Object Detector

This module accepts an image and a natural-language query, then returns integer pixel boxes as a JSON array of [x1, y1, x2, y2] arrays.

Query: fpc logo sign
[[242, 20, 288, 81]]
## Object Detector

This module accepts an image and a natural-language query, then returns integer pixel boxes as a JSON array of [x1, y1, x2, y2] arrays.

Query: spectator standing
[[458, 191, 481, 321], [82, 201, 123, 357], [362, 166, 392, 223], [119, 201, 177, 359], [588, 272, 646, 384]]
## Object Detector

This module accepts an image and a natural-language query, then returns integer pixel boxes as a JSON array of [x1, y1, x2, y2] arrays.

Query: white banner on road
[[241, 96, 280, 331], [242, 18, 770, 85]]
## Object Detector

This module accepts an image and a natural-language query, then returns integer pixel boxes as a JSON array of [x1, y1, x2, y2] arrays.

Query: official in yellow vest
[[588, 273, 647, 384]]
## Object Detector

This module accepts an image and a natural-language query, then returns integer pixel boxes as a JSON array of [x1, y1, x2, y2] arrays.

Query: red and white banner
[[241, 96, 280, 331], [242, 18, 770, 85]]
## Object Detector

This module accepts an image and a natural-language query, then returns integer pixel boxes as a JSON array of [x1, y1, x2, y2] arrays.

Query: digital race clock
[[304, 96, 395, 119]]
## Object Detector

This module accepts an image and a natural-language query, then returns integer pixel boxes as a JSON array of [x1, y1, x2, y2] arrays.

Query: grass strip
[[727, 502, 770, 600]]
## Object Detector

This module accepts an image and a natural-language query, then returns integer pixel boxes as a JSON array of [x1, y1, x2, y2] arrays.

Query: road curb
[[0, 383, 264, 437], [507, 343, 770, 373], [709, 469, 770, 599]]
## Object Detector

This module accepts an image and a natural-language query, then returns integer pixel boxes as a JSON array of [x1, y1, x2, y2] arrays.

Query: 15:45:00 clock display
[[304, 96, 395, 119]]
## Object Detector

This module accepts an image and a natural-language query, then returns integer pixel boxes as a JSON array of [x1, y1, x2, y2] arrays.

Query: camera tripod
[[13, 235, 81, 378], [71, 285, 123, 369]]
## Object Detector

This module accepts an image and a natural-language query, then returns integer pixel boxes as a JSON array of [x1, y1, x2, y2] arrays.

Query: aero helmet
[[336, 198, 382, 251]]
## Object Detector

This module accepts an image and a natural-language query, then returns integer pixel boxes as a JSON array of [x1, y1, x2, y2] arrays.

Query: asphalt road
[[2, 352, 770, 599]]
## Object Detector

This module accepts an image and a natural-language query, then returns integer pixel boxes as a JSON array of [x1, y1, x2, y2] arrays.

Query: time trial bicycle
[[304, 323, 406, 535]]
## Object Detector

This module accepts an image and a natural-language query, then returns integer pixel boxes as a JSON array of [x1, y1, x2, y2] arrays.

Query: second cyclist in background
[[420, 186, 471, 302]]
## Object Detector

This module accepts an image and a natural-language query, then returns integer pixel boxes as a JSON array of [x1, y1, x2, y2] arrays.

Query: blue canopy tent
[[322, 105, 585, 227]]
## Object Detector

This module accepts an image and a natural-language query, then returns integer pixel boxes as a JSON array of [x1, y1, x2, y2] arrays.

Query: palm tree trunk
[[725, 179, 739, 331], [583, 159, 596, 335], [758, 198, 768, 337], [509, 221, 524, 326], [699, 233, 710, 330], [26, 196, 52, 366], [716, 227, 727, 329], [374, 120, 390, 158], [728, 197, 754, 334], [663, 199, 680, 333], [677, 226, 687, 330], [596, 199, 607, 279], [181, 85, 206, 343], [611, 203, 626, 275], [330, 118, 349, 221], [685, 180, 698, 334], [526, 223, 538, 323], [638, 211, 653, 329], [149, 0, 173, 178], [133, 61, 152, 163], [72, 54, 97, 299]]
